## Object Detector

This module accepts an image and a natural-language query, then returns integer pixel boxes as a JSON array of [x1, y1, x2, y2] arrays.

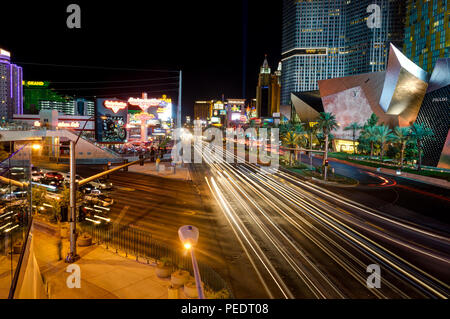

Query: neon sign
[[128, 97, 161, 112], [104, 100, 127, 113], [25, 81, 45, 86], [58, 122, 81, 128]]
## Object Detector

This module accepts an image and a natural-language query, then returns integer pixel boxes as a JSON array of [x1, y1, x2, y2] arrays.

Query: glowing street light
[[31, 143, 42, 151], [178, 225, 204, 299]]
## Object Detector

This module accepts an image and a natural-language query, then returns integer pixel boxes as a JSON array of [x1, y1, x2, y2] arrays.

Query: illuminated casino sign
[[128, 93, 172, 122], [104, 100, 128, 113], [57, 121, 81, 128], [213, 102, 224, 110], [128, 93, 162, 112], [23, 81, 50, 88]]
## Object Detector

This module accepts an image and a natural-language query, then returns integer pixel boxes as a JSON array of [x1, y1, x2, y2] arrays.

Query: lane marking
[[115, 205, 130, 224], [364, 221, 385, 232]]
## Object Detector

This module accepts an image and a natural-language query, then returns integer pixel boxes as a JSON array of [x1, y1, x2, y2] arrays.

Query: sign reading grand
[[96, 98, 128, 143]]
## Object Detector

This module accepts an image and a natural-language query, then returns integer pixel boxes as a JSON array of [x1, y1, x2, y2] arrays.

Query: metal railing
[[79, 222, 233, 298]]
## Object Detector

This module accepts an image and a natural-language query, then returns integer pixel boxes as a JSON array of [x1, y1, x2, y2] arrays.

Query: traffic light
[[325, 160, 329, 166], [139, 154, 144, 166]]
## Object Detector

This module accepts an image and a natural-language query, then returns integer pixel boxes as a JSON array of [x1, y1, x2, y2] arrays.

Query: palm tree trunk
[[323, 134, 329, 166], [370, 142, 374, 157], [417, 141, 422, 171], [380, 143, 384, 162], [353, 130, 356, 155], [309, 132, 313, 170], [400, 143, 405, 169]]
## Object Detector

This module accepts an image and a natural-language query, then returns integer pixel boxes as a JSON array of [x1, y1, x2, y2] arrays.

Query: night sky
[[0, 0, 282, 120]]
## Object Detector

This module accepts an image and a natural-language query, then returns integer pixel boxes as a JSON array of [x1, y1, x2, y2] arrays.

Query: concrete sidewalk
[[33, 220, 190, 299], [127, 161, 191, 181]]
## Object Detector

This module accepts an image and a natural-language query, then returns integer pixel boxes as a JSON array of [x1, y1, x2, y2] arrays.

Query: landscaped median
[[327, 152, 450, 182], [282, 163, 359, 187]]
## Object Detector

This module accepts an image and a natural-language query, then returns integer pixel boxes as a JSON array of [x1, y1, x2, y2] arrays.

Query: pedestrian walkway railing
[[0, 144, 33, 299], [79, 222, 233, 298]]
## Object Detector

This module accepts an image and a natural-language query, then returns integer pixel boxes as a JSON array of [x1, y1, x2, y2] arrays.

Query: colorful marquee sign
[[104, 100, 128, 113]]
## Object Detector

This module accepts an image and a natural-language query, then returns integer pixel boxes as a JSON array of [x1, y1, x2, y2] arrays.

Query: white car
[[62, 173, 83, 183], [90, 178, 113, 190]]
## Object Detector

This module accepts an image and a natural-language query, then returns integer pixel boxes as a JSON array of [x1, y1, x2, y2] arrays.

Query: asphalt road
[[77, 165, 263, 297], [64, 160, 450, 298], [197, 145, 449, 298], [301, 155, 450, 230]]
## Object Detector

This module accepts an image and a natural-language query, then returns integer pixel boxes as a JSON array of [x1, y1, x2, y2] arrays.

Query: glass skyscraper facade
[[403, 0, 450, 73], [281, 0, 405, 105], [281, 0, 346, 105]]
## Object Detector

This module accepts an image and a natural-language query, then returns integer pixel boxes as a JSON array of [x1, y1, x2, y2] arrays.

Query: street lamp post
[[66, 115, 96, 263], [178, 225, 204, 299]]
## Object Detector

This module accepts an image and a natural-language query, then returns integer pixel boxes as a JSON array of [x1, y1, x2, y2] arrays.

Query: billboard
[[95, 98, 128, 143]]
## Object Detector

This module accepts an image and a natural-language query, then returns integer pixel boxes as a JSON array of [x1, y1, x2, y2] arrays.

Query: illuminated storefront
[[333, 139, 359, 154]]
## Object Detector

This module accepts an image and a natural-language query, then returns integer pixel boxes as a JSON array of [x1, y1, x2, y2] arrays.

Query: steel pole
[[177, 70, 182, 129], [67, 140, 79, 262], [190, 248, 204, 299]]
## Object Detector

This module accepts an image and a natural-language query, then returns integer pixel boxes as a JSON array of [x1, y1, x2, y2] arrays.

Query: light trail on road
[[197, 143, 450, 299]]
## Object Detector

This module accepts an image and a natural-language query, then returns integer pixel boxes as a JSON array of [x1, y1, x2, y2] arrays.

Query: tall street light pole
[[177, 70, 182, 129], [66, 115, 96, 263]]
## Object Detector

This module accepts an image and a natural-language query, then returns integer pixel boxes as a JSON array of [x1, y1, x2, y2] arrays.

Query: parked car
[[0, 184, 18, 195], [78, 182, 101, 195], [10, 167, 27, 181], [31, 172, 44, 182], [63, 173, 83, 183], [1, 191, 26, 201], [45, 171, 64, 181], [90, 178, 113, 190], [40, 177, 63, 188], [84, 194, 114, 207], [31, 166, 43, 174]]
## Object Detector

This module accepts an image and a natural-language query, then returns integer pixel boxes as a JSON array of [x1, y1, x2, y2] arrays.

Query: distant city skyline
[[281, 0, 406, 105]]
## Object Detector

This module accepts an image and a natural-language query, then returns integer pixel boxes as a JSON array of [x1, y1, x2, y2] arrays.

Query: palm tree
[[344, 122, 362, 155], [362, 126, 378, 157], [293, 123, 306, 163], [410, 123, 433, 171], [393, 126, 411, 169], [305, 122, 319, 169], [375, 125, 395, 162], [366, 113, 379, 128], [317, 112, 338, 168], [282, 132, 302, 166]]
